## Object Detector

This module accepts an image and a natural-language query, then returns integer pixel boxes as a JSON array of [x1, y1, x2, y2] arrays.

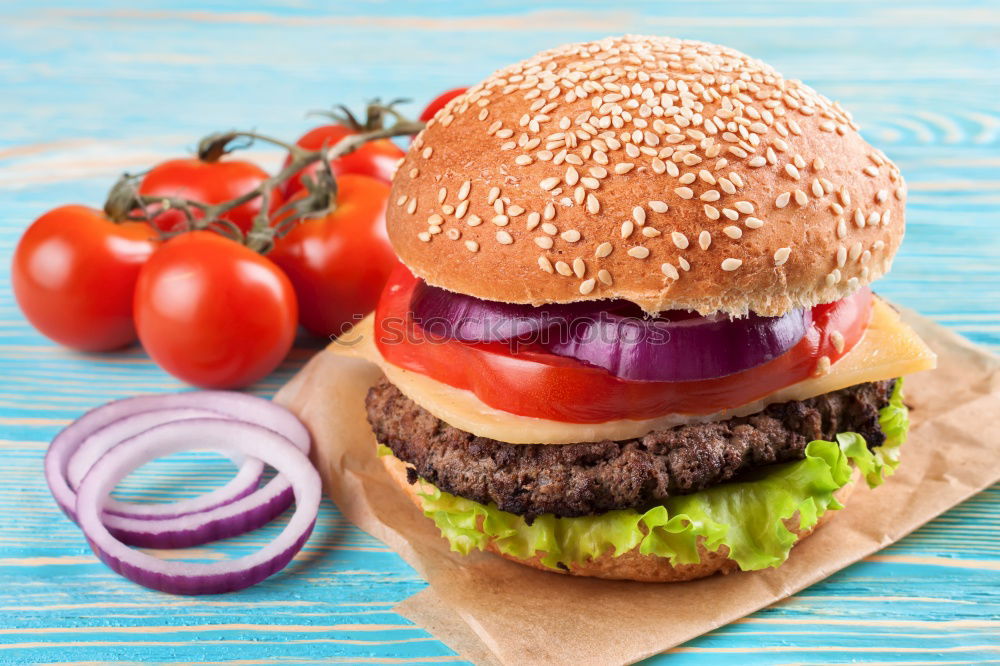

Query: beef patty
[[366, 378, 895, 520]]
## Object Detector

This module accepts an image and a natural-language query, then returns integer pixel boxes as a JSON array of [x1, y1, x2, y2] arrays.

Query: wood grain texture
[[0, 1, 996, 663]]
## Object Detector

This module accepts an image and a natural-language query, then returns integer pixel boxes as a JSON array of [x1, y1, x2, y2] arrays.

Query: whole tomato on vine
[[270, 174, 398, 339], [138, 152, 284, 235], [11, 205, 157, 351], [133, 231, 298, 389], [281, 101, 405, 197]]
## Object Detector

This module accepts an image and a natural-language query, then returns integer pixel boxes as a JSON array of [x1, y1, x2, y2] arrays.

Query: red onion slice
[[543, 307, 812, 382], [66, 408, 263, 519], [75, 418, 320, 595], [410, 279, 597, 342], [45, 392, 310, 526]]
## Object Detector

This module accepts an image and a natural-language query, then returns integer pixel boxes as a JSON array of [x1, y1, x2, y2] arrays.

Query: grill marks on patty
[[366, 379, 895, 520]]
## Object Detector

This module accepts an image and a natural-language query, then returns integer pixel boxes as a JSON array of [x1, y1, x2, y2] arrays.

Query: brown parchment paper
[[274, 307, 1000, 666]]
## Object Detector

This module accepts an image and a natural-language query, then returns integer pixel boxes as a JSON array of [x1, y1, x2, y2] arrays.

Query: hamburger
[[335, 35, 937, 582]]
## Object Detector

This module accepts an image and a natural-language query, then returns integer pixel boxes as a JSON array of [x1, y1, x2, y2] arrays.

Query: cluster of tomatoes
[[11, 89, 466, 389]]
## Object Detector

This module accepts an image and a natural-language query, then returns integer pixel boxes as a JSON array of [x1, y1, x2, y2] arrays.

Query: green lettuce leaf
[[415, 379, 909, 571]]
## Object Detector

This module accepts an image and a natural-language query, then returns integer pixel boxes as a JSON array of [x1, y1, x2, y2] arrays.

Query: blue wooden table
[[1, 2, 997, 663]]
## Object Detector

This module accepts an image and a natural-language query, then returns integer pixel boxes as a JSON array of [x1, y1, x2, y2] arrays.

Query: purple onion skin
[[543, 307, 812, 382], [87, 523, 315, 595], [410, 280, 813, 382], [102, 476, 262, 520], [105, 483, 295, 549], [409, 280, 599, 343]]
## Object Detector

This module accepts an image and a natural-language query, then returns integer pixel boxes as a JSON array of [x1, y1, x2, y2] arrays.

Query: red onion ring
[[409, 279, 811, 382], [45, 392, 310, 531], [410, 279, 597, 342], [543, 307, 812, 382], [75, 418, 320, 595], [66, 408, 261, 519]]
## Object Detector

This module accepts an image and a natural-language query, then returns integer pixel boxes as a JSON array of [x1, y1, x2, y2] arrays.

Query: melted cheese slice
[[332, 299, 936, 444]]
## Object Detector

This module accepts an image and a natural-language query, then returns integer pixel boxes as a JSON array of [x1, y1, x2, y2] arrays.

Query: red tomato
[[419, 87, 468, 123], [11, 205, 157, 351], [270, 174, 398, 338], [282, 125, 404, 197], [138, 158, 284, 234], [133, 231, 297, 389], [374, 266, 873, 423]]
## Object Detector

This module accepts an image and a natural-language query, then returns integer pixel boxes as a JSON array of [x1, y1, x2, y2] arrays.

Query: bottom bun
[[380, 451, 858, 583]]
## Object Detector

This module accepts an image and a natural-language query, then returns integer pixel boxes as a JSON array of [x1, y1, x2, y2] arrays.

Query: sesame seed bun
[[381, 450, 858, 582], [387, 35, 905, 316]]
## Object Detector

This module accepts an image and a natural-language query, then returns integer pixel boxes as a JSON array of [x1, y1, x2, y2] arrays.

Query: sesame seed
[[422, 147, 433, 159], [678, 256, 691, 271], [837, 246, 847, 267], [572, 257, 586, 278], [661, 263, 680, 280], [700, 189, 721, 202], [721, 258, 743, 271], [615, 162, 635, 174], [427, 214, 443, 225], [849, 241, 863, 261], [540, 177, 560, 191], [723, 225, 742, 239], [538, 256, 553, 273], [586, 193, 600, 214], [515, 155, 533, 166], [748, 156, 766, 167], [406, 199, 417, 215], [526, 212, 541, 230], [597, 269, 613, 285], [649, 200, 669, 213], [792, 190, 808, 207], [775, 192, 791, 209], [784, 163, 800, 180], [830, 331, 845, 354], [836, 218, 847, 238], [814, 356, 831, 376], [561, 229, 581, 242], [632, 206, 646, 225], [627, 246, 650, 259], [465, 240, 479, 252], [579, 278, 596, 295], [446, 228, 461, 240], [534, 236, 554, 249], [541, 222, 557, 235], [854, 209, 866, 228], [674, 187, 694, 199], [492, 215, 509, 227], [621, 221, 635, 238], [679, 172, 696, 185], [543, 202, 556, 220], [734, 201, 754, 214], [555, 261, 572, 276], [704, 204, 720, 220], [863, 165, 879, 177], [487, 187, 500, 204], [565, 166, 579, 186], [417, 232, 431, 242], [493, 230, 513, 245], [396, 195, 407, 206], [698, 230, 711, 250], [595, 241, 613, 257], [773, 247, 791, 266], [466, 214, 482, 227]]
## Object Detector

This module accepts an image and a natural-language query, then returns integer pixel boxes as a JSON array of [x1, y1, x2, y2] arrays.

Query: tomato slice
[[374, 266, 873, 423]]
